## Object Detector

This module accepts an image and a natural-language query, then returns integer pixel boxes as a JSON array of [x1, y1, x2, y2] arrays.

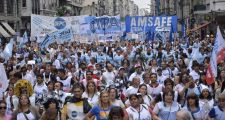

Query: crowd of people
[[0, 34, 225, 120]]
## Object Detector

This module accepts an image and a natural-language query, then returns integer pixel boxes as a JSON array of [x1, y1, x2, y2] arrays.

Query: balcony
[[193, 5, 207, 11]]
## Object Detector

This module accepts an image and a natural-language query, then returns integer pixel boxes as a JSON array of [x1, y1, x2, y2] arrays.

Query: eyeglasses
[[0, 106, 6, 109]]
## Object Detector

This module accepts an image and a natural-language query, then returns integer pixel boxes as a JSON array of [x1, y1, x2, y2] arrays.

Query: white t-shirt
[[126, 104, 152, 120], [112, 99, 125, 108], [147, 84, 163, 98], [189, 70, 200, 82], [82, 92, 99, 106], [102, 71, 116, 86], [34, 84, 48, 98], [153, 101, 180, 120], [57, 76, 72, 92], [17, 111, 35, 120]]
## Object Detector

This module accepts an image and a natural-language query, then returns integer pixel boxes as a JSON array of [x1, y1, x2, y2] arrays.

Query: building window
[[22, 0, 26, 7], [32, 0, 40, 14], [7, 0, 14, 15], [0, 0, 4, 13]]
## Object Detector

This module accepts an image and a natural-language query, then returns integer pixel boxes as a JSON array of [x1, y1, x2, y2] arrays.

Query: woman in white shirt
[[82, 81, 99, 106], [153, 90, 180, 120], [108, 87, 125, 108], [126, 94, 152, 120], [125, 84, 152, 107], [11, 94, 40, 120]]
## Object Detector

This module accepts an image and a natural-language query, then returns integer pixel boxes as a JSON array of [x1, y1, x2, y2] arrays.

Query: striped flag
[[206, 26, 225, 85]]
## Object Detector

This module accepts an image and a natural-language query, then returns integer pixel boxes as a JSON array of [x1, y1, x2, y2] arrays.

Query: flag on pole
[[182, 21, 186, 38], [3, 38, 14, 61], [40, 34, 54, 49], [169, 23, 174, 42], [206, 26, 225, 85], [19, 31, 28, 47], [0, 63, 8, 98]]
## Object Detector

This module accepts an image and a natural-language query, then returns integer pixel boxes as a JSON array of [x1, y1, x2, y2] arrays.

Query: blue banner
[[125, 16, 177, 33], [80, 16, 121, 35]]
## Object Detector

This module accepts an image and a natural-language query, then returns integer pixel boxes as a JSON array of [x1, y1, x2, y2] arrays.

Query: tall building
[[81, 1, 99, 16], [139, 8, 150, 16], [0, 0, 21, 37], [149, 0, 155, 15], [192, 0, 225, 33], [20, 0, 59, 35], [159, 0, 176, 15]]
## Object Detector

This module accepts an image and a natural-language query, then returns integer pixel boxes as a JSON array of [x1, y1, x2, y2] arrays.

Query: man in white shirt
[[128, 63, 144, 83], [161, 61, 171, 79], [34, 74, 48, 104], [101, 63, 116, 86], [56, 69, 72, 92], [21, 66, 36, 86], [125, 77, 140, 97], [189, 61, 200, 83]]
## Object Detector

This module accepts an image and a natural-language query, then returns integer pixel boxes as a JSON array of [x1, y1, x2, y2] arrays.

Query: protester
[[108, 87, 125, 108], [11, 94, 40, 120], [85, 91, 113, 120], [61, 83, 91, 120], [108, 106, 125, 120], [82, 81, 99, 106], [0, 25, 222, 120], [153, 90, 180, 120], [0, 100, 9, 120], [176, 109, 193, 120], [126, 94, 152, 120], [182, 93, 204, 120], [208, 92, 225, 120]]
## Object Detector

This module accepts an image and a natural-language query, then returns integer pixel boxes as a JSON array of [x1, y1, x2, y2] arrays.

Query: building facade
[[0, 0, 140, 35], [20, 0, 59, 35], [0, 0, 21, 33]]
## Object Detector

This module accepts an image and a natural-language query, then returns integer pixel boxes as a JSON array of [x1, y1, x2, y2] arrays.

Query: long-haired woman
[[153, 90, 180, 120], [85, 91, 113, 120], [82, 81, 99, 106], [11, 94, 40, 120], [0, 100, 10, 120], [183, 93, 204, 120], [108, 87, 125, 108], [126, 94, 152, 120]]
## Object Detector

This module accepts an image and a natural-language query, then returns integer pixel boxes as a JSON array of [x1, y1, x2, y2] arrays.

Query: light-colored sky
[[133, 0, 151, 11]]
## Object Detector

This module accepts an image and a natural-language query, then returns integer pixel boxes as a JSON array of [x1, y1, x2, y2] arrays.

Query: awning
[[190, 22, 211, 32], [0, 25, 11, 37], [1, 22, 16, 35]]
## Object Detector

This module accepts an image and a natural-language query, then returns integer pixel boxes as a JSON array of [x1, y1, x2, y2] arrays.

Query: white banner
[[31, 14, 86, 42]]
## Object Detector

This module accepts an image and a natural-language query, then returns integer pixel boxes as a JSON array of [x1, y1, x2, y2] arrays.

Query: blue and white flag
[[0, 63, 8, 95], [40, 34, 53, 49], [20, 31, 28, 47], [3, 38, 14, 60], [169, 22, 174, 42], [182, 22, 186, 38]]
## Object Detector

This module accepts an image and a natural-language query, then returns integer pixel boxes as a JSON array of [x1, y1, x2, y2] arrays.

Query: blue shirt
[[90, 105, 112, 120]]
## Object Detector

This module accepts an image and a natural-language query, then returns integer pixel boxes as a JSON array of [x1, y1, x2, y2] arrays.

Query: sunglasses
[[0, 106, 6, 109]]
